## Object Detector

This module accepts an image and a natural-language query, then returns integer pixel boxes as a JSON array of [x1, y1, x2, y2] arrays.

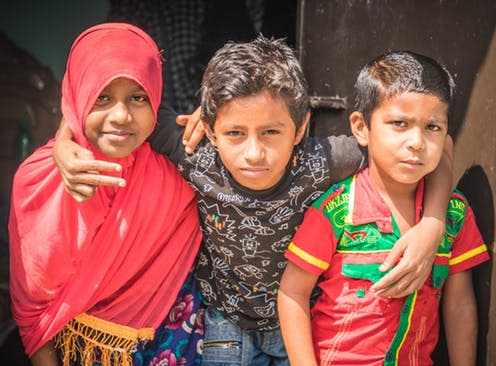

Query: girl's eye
[[392, 120, 406, 127], [95, 95, 109, 105], [227, 131, 243, 137], [264, 129, 280, 135], [132, 95, 149, 102]]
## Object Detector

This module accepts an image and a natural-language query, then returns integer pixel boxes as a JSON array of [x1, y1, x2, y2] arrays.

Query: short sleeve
[[285, 206, 337, 276], [147, 104, 186, 164], [324, 135, 367, 182], [449, 206, 490, 274]]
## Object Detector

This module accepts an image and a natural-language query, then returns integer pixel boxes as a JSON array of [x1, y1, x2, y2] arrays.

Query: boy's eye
[[392, 120, 406, 127], [227, 130, 243, 137], [263, 129, 280, 135], [426, 124, 442, 131]]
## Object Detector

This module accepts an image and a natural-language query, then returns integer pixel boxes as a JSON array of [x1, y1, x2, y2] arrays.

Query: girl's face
[[84, 77, 154, 158]]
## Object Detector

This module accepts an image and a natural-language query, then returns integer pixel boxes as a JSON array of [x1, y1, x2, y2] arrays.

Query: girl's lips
[[103, 131, 133, 142]]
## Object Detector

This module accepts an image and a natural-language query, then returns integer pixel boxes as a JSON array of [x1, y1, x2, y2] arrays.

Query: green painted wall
[[0, 0, 109, 80]]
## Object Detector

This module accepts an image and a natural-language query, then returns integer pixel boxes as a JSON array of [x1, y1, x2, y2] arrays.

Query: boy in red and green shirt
[[278, 51, 489, 366]]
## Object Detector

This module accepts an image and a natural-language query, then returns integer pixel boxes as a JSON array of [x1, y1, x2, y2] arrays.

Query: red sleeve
[[449, 206, 490, 274], [284, 206, 337, 276]]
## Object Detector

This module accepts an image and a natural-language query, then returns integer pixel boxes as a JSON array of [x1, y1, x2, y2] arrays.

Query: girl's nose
[[109, 102, 131, 124]]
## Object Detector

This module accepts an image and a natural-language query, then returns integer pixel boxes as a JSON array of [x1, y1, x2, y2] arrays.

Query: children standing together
[[9, 20, 489, 366]]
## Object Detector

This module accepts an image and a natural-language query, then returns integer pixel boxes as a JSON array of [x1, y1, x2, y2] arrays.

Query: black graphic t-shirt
[[149, 105, 366, 331]]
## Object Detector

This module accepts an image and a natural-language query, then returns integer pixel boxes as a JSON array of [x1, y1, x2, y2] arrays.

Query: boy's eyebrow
[[383, 111, 448, 125], [221, 120, 289, 129]]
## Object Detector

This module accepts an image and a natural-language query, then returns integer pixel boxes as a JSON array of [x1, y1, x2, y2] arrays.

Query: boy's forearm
[[444, 302, 477, 366], [423, 135, 453, 223], [278, 262, 319, 366], [278, 290, 318, 366], [443, 272, 478, 366]]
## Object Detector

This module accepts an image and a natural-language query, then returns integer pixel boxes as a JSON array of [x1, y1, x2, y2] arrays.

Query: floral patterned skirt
[[59, 270, 204, 366], [133, 269, 205, 366]]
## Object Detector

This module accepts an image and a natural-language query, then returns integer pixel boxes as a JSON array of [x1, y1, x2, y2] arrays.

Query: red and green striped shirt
[[285, 168, 489, 366]]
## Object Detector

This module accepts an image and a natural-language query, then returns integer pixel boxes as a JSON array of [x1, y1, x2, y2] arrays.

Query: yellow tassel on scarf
[[54, 313, 154, 366]]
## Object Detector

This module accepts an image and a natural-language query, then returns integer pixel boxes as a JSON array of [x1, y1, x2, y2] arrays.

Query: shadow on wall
[[458, 166, 494, 366]]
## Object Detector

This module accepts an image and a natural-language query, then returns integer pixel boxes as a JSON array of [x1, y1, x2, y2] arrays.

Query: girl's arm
[[30, 340, 59, 366], [278, 262, 319, 366], [372, 135, 453, 297], [443, 270, 477, 366]]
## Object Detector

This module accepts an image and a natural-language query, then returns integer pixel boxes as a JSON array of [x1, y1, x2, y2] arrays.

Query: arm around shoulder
[[371, 135, 453, 297], [324, 134, 367, 182], [147, 104, 186, 162]]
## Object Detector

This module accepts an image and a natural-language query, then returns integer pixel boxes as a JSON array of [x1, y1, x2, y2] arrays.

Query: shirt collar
[[348, 168, 425, 233]]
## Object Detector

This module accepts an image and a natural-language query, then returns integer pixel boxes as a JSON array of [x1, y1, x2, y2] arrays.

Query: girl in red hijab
[[9, 23, 203, 366]]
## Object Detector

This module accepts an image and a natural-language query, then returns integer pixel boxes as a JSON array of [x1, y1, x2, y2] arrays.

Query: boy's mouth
[[401, 159, 423, 166], [240, 167, 269, 175]]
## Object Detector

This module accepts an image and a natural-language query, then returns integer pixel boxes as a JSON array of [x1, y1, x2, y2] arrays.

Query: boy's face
[[85, 77, 154, 158], [207, 90, 308, 191], [351, 92, 448, 188]]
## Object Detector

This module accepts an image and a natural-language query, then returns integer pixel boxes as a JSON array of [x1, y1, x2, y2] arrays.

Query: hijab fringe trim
[[54, 313, 154, 366]]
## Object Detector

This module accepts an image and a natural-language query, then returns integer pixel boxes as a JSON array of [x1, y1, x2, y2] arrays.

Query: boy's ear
[[204, 123, 217, 147], [294, 111, 311, 145], [349, 111, 369, 147]]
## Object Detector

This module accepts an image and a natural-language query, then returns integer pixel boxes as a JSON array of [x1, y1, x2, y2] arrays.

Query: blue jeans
[[201, 306, 289, 366]]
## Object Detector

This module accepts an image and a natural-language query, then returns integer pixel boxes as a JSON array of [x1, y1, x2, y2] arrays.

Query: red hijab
[[9, 23, 201, 356]]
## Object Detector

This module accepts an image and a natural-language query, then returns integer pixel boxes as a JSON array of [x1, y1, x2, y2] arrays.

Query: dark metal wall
[[297, 1, 496, 365], [298, 0, 496, 138]]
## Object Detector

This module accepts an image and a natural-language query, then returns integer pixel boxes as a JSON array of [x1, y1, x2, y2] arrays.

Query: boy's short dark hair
[[200, 35, 309, 129], [355, 51, 456, 124]]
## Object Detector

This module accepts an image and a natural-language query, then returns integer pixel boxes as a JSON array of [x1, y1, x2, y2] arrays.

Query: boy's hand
[[372, 135, 453, 298], [176, 106, 204, 154], [371, 217, 444, 298], [53, 120, 125, 203]]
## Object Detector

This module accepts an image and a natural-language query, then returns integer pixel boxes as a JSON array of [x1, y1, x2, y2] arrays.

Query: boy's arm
[[31, 340, 59, 366], [147, 104, 186, 162], [176, 106, 204, 154], [371, 135, 454, 297], [443, 270, 477, 366], [278, 262, 319, 366], [52, 121, 124, 202], [52, 105, 197, 202]]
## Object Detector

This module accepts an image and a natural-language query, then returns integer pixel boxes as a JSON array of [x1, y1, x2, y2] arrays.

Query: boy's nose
[[109, 102, 131, 124], [244, 136, 265, 162], [407, 128, 425, 151]]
